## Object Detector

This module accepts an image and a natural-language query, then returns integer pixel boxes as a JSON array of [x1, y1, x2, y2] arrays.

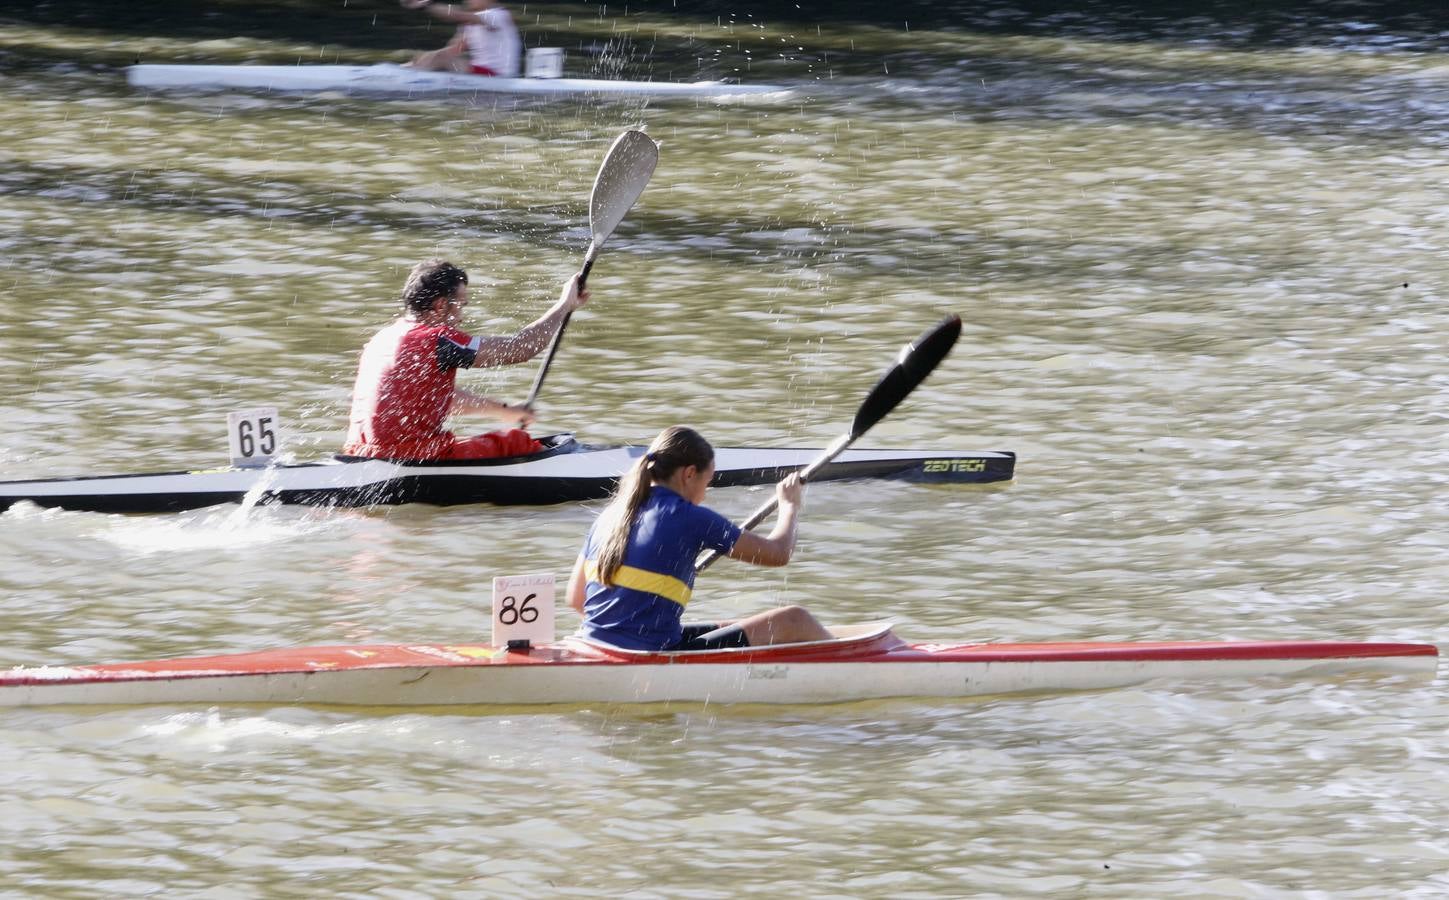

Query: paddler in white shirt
[[400, 0, 522, 78]]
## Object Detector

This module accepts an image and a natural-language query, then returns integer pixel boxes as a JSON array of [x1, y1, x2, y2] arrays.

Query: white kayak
[[0, 624, 1434, 708], [125, 64, 787, 97]]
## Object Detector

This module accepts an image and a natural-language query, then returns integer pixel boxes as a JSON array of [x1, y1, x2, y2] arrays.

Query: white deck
[[126, 64, 788, 98]]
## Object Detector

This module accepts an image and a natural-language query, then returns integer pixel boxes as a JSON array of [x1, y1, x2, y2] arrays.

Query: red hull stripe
[[0, 639, 1435, 688]]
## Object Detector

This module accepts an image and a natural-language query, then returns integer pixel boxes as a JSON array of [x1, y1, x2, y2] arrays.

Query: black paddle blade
[[696, 313, 963, 575], [850, 314, 962, 438]]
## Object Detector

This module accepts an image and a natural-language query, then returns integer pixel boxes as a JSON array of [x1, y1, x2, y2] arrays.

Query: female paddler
[[566, 425, 832, 651]]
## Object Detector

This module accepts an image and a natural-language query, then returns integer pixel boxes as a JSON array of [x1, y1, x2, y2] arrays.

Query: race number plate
[[226, 407, 280, 468], [491, 573, 557, 647]]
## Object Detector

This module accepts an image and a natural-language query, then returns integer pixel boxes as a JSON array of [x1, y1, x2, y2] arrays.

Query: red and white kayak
[[0, 625, 1435, 708]]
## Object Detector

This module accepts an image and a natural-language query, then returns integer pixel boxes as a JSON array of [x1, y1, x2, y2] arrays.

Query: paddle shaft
[[522, 246, 598, 410], [693, 434, 849, 573], [745, 432, 851, 524]]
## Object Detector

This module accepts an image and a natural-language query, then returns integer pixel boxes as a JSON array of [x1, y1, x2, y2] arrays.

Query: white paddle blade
[[588, 129, 659, 249]]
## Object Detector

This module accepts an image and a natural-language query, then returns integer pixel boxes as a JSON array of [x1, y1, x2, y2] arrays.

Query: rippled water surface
[[3, 2, 1449, 895]]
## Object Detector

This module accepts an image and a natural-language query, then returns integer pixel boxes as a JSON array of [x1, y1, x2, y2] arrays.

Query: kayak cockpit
[[557, 622, 908, 663], [331, 432, 582, 466]]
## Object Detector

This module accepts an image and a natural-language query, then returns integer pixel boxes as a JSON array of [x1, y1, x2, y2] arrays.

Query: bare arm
[[451, 387, 535, 425], [726, 474, 804, 568], [566, 555, 588, 614], [401, 0, 481, 25], [473, 275, 590, 367]]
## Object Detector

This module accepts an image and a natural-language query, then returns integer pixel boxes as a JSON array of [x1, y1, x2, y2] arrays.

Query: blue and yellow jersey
[[579, 485, 742, 650]]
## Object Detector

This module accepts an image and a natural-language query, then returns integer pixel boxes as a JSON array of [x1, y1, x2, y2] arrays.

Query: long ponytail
[[595, 425, 714, 586]]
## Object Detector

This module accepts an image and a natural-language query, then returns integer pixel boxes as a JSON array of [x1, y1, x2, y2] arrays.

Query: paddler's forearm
[[513, 300, 573, 359], [451, 388, 533, 424], [473, 277, 587, 366], [470, 305, 566, 366], [766, 502, 801, 558], [407, 0, 475, 25], [728, 502, 800, 567]]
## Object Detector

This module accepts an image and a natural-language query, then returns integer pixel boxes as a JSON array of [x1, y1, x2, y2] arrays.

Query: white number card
[[491, 573, 556, 647], [226, 407, 280, 468]]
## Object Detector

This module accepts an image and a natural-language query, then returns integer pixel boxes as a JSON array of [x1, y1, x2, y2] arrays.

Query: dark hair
[[596, 425, 715, 586], [402, 259, 468, 314]]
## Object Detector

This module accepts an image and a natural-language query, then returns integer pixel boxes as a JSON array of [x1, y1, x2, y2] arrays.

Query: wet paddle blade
[[525, 129, 659, 409], [850, 314, 961, 438], [695, 314, 962, 574], [588, 129, 659, 252]]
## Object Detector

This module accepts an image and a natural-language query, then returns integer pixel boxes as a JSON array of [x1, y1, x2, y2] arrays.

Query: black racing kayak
[[0, 434, 1015, 514]]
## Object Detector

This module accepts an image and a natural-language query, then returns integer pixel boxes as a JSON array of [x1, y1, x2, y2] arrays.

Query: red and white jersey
[[343, 318, 480, 459], [464, 7, 521, 77]]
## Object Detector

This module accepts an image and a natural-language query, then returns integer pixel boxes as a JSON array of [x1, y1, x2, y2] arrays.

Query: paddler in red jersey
[[342, 259, 588, 461]]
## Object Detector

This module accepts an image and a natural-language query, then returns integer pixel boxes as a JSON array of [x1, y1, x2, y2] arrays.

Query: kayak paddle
[[523, 128, 660, 411], [695, 314, 963, 573]]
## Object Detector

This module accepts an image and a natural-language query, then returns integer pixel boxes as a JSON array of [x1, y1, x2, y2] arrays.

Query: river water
[[3, 2, 1449, 896]]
